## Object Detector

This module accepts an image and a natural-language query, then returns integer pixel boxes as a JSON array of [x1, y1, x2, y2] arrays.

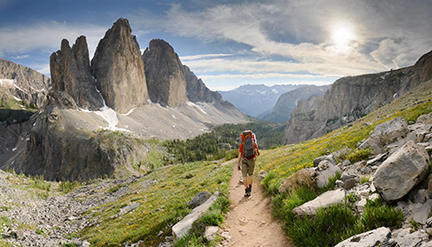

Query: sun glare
[[332, 25, 355, 47]]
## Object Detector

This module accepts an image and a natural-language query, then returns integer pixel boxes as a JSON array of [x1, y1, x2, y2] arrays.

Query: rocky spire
[[91, 18, 148, 113], [142, 39, 188, 107], [50, 36, 104, 110]]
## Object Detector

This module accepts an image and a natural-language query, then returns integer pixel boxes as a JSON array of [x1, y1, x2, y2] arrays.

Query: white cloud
[[145, 0, 432, 79], [0, 21, 107, 58], [11, 55, 29, 59], [180, 53, 233, 61]]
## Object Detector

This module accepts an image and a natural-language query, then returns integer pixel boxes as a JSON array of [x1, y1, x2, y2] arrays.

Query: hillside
[[285, 50, 432, 144], [0, 73, 432, 247]]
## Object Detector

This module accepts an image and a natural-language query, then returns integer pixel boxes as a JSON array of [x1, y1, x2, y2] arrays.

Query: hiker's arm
[[237, 152, 242, 170]]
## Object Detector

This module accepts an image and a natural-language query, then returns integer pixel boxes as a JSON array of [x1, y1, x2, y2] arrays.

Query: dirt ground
[[220, 161, 295, 247]]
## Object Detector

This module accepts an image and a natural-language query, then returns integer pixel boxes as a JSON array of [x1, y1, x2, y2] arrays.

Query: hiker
[[237, 130, 260, 197]]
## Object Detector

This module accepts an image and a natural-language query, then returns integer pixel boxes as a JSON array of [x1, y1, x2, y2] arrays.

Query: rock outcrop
[[0, 58, 50, 108], [373, 140, 430, 201], [183, 65, 222, 103], [50, 36, 104, 110], [92, 18, 148, 114], [285, 50, 432, 144], [142, 39, 187, 107]]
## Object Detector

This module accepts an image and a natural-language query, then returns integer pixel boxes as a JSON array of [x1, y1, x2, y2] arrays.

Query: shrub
[[360, 197, 404, 231], [346, 149, 371, 163], [288, 203, 360, 247], [59, 180, 82, 193], [31, 175, 51, 191]]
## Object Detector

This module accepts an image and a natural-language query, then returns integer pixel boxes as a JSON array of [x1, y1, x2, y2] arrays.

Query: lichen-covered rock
[[373, 140, 430, 202], [278, 168, 316, 194], [92, 18, 148, 114]]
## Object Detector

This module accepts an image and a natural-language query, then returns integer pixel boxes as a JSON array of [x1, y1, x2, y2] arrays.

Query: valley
[[1, 15, 432, 247]]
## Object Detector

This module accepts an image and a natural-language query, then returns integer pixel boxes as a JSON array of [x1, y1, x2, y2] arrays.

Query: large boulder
[[359, 117, 409, 154], [278, 168, 316, 194], [91, 18, 148, 114], [373, 140, 430, 202], [334, 227, 395, 247], [292, 189, 346, 216], [50, 36, 104, 110]]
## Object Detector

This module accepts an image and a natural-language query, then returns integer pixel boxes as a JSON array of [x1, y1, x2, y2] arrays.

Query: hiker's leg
[[241, 160, 249, 189]]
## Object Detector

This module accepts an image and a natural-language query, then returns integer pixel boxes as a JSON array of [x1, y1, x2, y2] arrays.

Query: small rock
[[204, 226, 220, 241]]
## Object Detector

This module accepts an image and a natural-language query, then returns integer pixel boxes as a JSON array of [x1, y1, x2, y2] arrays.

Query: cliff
[[92, 18, 148, 114], [285, 50, 432, 144], [0, 58, 50, 108]]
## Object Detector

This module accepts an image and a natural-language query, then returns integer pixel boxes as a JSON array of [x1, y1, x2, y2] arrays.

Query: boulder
[[278, 168, 316, 194], [172, 194, 218, 239], [91, 18, 148, 114], [392, 228, 429, 247], [292, 189, 346, 216], [204, 226, 220, 241], [417, 112, 432, 125], [313, 154, 336, 167], [334, 227, 395, 247], [258, 170, 268, 181], [359, 117, 409, 154], [187, 191, 211, 208], [315, 161, 342, 188], [373, 140, 430, 202]]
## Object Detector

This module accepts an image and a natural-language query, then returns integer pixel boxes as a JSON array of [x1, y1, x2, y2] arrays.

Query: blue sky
[[1, 0, 432, 91]]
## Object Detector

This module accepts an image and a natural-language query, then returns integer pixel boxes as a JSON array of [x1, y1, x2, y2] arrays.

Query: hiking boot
[[244, 187, 251, 197]]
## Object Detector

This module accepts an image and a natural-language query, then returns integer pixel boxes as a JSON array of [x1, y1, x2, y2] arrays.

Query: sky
[[1, 0, 432, 91]]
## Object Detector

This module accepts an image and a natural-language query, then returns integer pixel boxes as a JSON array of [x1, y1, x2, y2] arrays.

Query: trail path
[[220, 161, 295, 247]]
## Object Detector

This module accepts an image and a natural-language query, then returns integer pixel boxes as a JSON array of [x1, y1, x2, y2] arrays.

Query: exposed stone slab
[[334, 227, 394, 247], [172, 194, 217, 239], [292, 189, 346, 216]]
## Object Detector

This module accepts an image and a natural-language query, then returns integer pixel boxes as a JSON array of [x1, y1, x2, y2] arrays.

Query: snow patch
[[187, 101, 208, 115], [172, 114, 177, 119], [95, 106, 130, 132], [12, 147, 17, 152], [393, 93, 398, 98], [124, 107, 136, 116]]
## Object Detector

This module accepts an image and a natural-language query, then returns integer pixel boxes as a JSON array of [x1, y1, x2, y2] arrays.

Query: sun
[[331, 25, 355, 47]]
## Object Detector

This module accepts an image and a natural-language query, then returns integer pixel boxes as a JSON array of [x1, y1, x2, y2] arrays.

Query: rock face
[[92, 18, 148, 114], [0, 58, 50, 108], [285, 50, 432, 144], [373, 140, 430, 202], [261, 85, 330, 123], [183, 65, 222, 103], [142, 39, 187, 107], [50, 36, 104, 110]]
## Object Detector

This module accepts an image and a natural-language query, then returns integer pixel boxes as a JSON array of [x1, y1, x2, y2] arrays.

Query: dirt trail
[[221, 161, 295, 247]]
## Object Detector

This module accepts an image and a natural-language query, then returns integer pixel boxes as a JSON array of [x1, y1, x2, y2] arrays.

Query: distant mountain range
[[259, 85, 331, 123], [218, 84, 307, 118]]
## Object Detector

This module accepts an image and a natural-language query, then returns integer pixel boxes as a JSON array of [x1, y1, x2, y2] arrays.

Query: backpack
[[241, 131, 255, 159]]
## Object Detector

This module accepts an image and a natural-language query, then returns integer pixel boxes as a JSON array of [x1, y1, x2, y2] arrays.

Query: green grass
[[78, 160, 232, 246], [255, 80, 432, 246]]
